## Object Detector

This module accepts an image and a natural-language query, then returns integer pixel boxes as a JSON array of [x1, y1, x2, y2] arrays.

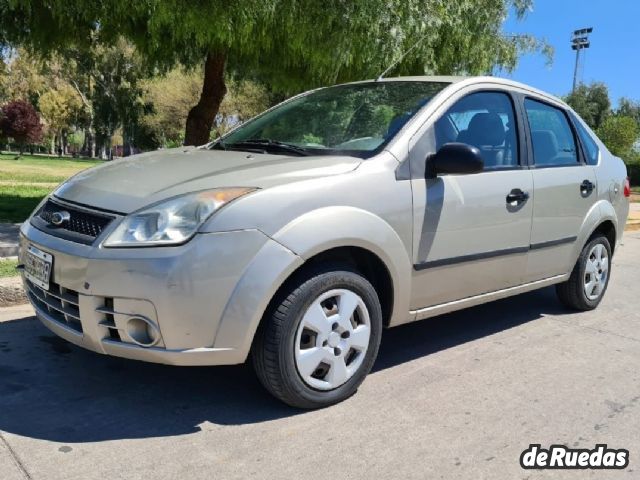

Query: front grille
[[35, 199, 114, 243], [25, 279, 83, 333]]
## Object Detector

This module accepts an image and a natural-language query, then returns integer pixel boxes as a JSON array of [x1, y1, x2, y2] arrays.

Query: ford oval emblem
[[50, 211, 71, 226]]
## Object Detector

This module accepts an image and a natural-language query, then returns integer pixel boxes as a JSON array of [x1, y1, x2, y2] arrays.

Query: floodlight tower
[[571, 27, 593, 92]]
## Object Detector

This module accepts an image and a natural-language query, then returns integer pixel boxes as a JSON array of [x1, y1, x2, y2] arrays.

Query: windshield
[[216, 81, 449, 158]]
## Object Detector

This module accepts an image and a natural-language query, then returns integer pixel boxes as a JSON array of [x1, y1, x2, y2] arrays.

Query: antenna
[[376, 33, 429, 81]]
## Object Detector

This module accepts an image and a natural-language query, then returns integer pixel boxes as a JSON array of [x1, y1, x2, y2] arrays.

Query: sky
[[501, 0, 639, 106]]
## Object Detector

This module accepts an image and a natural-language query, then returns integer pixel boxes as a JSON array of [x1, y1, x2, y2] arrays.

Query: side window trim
[[569, 112, 600, 166], [512, 91, 531, 168], [521, 95, 585, 169]]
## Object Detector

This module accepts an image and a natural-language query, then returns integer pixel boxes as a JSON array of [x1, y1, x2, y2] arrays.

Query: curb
[[625, 222, 640, 232], [0, 276, 27, 307], [0, 245, 19, 257], [0, 222, 21, 258]]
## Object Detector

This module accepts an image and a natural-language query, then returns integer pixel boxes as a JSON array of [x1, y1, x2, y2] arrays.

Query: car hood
[[54, 147, 362, 213]]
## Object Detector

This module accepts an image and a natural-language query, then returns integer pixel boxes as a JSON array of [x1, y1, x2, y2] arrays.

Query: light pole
[[571, 27, 593, 92]]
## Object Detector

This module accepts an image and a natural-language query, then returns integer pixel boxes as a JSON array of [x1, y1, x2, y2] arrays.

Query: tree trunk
[[184, 51, 227, 146]]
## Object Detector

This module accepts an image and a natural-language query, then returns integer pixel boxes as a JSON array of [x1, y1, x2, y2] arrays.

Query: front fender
[[213, 207, 412, 363], [272, 206, 412, 327], [212, 238, 304, 362]]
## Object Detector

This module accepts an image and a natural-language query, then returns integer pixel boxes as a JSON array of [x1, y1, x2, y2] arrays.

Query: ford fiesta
[[19, 76, 630, 408]]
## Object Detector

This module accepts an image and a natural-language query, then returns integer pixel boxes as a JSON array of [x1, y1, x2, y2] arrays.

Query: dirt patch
[[0, 276, 26, 307]]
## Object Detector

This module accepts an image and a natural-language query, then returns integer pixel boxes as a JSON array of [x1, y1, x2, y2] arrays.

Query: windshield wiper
[[224, 139, 311, 156]]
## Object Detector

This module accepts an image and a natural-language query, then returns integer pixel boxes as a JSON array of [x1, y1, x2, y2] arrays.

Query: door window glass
[[434, 91, 519, 168], [524, 99, 579, 166]]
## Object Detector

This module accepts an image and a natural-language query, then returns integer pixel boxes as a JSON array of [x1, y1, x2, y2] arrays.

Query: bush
[[625, 150, 640, 187], [627, 161, 640, 187]]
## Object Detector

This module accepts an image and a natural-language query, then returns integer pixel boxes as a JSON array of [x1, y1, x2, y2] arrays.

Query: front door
[[522, 97, 598, 281], [409, 90, 534, 310]]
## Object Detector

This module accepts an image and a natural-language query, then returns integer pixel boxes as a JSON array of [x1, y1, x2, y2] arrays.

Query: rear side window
[[571, 113, 599, 165], [524, 99, 579, 167]]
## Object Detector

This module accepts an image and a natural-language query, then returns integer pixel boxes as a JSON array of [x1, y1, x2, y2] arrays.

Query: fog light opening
[[126, 316, 160, 347]]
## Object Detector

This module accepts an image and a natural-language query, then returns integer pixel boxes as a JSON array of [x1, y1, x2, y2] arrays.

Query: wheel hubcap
[[294, 289, 371, 390], [584, 243, 609, 301]]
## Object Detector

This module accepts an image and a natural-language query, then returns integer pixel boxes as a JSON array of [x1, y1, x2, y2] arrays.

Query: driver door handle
[[506, 188, 529, 205]]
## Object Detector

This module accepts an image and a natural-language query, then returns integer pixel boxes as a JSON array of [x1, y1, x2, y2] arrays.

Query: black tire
[[556, 234, 612, 311], [252, 265, 383, 409]]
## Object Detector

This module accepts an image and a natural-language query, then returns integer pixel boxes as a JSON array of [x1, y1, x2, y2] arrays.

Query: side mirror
[[426, 142, 484, 179]]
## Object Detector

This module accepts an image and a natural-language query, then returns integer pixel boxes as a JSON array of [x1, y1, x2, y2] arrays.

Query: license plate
[[24, 245, 53, 290]]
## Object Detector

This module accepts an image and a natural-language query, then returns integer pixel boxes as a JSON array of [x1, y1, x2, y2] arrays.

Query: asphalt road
[[1, 232, 640, 480]]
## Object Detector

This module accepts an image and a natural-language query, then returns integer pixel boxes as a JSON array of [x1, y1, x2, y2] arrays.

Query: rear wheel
[[556, 235, 611, 311], [252, 267, 382, 408]]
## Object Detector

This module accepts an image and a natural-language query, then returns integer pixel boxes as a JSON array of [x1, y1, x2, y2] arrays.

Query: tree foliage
[[216, 79, 270, 135], [87, 38, 147, 155], [0, 48, 48, 105], [38, 83, 83, 151], [141, 69, 270, 147], [617, 98, 640, 128], [0, 0, 551, 145], [139, 68, 202, 148], [0, 99, 43, 151], [564, 82, 611, 130], [597, 116, 638, 158]]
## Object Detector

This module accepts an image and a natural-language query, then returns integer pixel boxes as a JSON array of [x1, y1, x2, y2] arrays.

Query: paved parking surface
[[1, 232, 640, 480]]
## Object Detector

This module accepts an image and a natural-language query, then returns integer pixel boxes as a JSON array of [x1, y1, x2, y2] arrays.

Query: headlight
[[103, 188, 256, 247]]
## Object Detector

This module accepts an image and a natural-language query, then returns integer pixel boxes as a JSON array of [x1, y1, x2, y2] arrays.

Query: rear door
[[522, 97, 597, 280]]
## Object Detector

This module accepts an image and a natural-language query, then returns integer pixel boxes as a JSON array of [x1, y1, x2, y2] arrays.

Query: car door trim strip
[[529, 236, 577, 250], [414, 236, 576, 270], [414, 246, 529, 270]]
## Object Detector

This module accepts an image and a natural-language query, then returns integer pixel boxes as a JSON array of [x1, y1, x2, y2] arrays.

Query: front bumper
[[20, 221, 276, 366]]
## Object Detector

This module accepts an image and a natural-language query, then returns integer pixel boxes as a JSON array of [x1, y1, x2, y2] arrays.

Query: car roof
[[347, 75, 568, 109]]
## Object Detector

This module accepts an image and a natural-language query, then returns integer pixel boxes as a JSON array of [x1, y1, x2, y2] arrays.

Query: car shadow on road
[[0, 286, 565, 443]]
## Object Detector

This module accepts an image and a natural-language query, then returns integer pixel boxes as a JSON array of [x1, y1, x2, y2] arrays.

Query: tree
[[597, 115, 638, 158], [212, 78, 270, 137], [565, 82, 611, 130], [617, 98, 640, 129], [0, 48, 48, 106], [141, 68, 271, 147], [38, 83, 83, 154], [0, 0, 550, 146], [0, 99, 43, 153], [140, 68, 202, 148], [88, 38, 147, 158]]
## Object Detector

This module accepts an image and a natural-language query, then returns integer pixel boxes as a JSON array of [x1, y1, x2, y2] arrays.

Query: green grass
[[0, 153, 101, 223], [0, 184, 53, 223], [0, 258, 19, 278], [0, 153, 100, 183]]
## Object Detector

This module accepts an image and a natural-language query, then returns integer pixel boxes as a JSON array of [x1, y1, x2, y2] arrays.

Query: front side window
[[524, 99, 579, 167], [571, 112, 599, 165], [434, 91, 519, 168], [217, 81, 449, 158]]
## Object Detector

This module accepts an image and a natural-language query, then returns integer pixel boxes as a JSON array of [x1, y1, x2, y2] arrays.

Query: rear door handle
[[580, 179, 595, 196], [506, 188, 529, 205]]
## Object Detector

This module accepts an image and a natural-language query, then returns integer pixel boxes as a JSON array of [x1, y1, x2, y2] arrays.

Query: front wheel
[[252, 267, 382, 408], [556, 235, 612, 311]]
